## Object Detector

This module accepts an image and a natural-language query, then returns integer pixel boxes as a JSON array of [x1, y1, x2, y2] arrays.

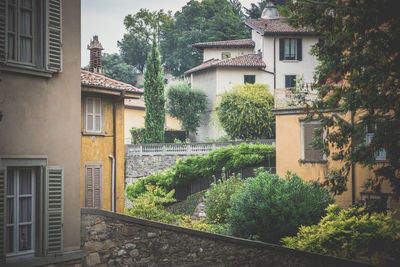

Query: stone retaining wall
[[81, 208, 369, 267]]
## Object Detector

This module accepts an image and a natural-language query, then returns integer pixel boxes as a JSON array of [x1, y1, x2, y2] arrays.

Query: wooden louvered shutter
[[279, 38, 284, 60], [45, 166, 63, 255], [46, 0, 62, 72], [0, 168, 6, 263], [304, 124, 323, 161], [85, 164, 102, 209], [297, 38, 302, 61], [0, 0, 6, 64]]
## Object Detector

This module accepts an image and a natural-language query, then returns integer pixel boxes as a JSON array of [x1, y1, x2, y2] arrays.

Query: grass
[[167, 190, 207, 216]]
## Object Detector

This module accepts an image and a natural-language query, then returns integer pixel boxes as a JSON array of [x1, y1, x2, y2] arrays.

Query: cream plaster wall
[[124, 108, 181, 142], [203, 47, 254, 61], [0, 0, 81, 251]]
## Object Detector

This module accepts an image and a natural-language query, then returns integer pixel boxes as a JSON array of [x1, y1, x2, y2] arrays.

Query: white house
[[185, 2, 319, 142]]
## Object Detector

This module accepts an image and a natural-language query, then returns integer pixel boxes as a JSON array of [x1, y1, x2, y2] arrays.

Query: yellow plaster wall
[[275, 113, 397, 209], [81, 96, 125, 213], [124, 108, 181, 139]]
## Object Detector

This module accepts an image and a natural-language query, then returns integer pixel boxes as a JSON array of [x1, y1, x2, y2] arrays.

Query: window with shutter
[[280, 38, 298, 61], [84, 163, 103, 209], [45, 166, 63, 255], [0, 168, 6, 263], [84, 97, 104, 134], [244, 75, 255, 84], [301, 121, 324, 161], [366, 124, 387, 161], [0, 0, 62, 76], [285, 75, 296, 88]]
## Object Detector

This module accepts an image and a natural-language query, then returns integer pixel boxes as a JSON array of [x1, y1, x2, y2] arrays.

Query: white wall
[[203, 47, 254, 61], [261, 35, 319, 89], [191, 67, 274, 141]]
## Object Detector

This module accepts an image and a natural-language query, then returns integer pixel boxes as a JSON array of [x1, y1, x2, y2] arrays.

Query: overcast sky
[[81, 0, 260, 66]]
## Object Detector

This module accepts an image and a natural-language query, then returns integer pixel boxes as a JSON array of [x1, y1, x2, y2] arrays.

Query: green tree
[[284, 1, 400, 199], [119, 9, 173, 73], [166, 80, 208, 134], [161, 0, 250, 76], [144, 36, 165, 143], [101, 53, 138, 85], [217, 83, 275, 140]]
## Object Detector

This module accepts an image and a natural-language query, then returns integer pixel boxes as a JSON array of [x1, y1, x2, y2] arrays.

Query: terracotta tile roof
[[185, 54, 266, 75], [193, 39, 255, 49], [245, 18, 312, 35], [81, 70, 143, 93], [125, 98, 145, 109]]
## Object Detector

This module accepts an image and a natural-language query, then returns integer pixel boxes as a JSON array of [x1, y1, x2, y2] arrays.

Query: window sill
[[281, 60, 300, 63], [0, 64, 54, 78], [5, 250, 85, 267], [299, 159, 328, 164], [82, 131, 106, 136]]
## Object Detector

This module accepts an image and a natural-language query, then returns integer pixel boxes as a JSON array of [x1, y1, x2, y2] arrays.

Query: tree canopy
[[166, 80, 208, 134], [144, 36, 165, 143], [245, 0, 291, 19], [217, 83, 275, 140], [100, 53, 138, 86], [285, 0, 400, 199], [161, 0, 250, 76]]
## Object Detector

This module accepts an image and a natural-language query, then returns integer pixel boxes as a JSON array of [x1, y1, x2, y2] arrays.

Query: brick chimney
[[87, 35, 104, 73]]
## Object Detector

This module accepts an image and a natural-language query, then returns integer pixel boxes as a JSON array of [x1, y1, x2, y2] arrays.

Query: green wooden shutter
[[45, 166, 64, 255], [85, 166, 93, 207], [0, 0, 6, 64], [46, 0, 62, 72], [304, 124, 323, 161], [279, 38, 284, 60], [0, 168, 6, 263], [297, 38, 302, 61]]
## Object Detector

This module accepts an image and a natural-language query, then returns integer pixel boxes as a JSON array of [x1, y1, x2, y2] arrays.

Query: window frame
[[283, 38, 297, 60], [84, 96, 104, 135], [365, 124, 387, 161], [300, 120, 326, 163], [285, 75, 297, 88], [6, 167, 36, 257], [244, 75, 256, 84], [83, 162, 103, 209]]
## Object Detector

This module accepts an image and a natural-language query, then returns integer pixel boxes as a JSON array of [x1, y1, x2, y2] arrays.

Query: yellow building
[[124, 98, 181, 144], [273, 88, 398, 210], [80, 36, 142, 213]]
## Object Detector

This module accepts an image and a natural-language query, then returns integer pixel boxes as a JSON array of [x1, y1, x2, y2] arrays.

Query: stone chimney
[[87, 35, 104, 73], [261, 1, 279, 19]]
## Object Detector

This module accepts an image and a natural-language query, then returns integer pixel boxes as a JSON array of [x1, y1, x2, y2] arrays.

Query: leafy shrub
[[282, 205, 400, 265], [130, 128, 146, 144], [204, 173, 243, 223], [217, 83, 275, 140], [126, 143, 275, 199], [130, 128, 187, 144], [177, 216, 222, 233], [227, 171, 334, 243], [125, 185, 179, 224], [167, 190, 207, 216]]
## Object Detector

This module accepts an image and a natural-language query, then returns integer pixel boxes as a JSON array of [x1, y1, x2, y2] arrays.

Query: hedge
[[126, 143, 275, 200], [130, 128, 187, 144]]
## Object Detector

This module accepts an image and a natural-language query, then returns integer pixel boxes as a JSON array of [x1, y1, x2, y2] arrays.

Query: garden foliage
[[217, 83, 275, 140], [227, 171, 334, 243], [282, 204, 400, 266], [204, 173, 243, 223], [130, 128, 187, 144], [126, 143, 275, 199]]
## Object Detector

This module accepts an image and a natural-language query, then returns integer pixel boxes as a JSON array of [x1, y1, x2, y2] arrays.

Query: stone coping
[[81, 208, 370, 267]]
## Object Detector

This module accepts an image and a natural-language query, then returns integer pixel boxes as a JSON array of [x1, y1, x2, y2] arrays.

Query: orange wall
[[275, 112, 398, 209], [81, 96, 125, 213]]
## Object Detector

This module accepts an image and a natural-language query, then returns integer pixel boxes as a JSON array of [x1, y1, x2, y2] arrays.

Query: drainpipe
[[109, 154, 115, 212], [351, 112, 355, 204], [273, 37, 276, 89]]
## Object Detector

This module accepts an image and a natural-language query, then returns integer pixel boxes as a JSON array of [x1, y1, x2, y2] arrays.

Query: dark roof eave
[[185, 65, 266, 76], [263, 31, 317, 36], [82, 84, 143, 95], [125, 105, 146, 110], [244, 20, 264, 35], [193, 44, 255, 49], [272, 107, 343, 115]]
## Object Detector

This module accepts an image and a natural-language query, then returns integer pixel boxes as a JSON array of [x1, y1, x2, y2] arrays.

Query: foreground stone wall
[[81, 208, 369, 267]]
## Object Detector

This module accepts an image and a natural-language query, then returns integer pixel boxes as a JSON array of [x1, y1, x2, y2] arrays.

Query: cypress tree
[[144, 35, 165, 143]]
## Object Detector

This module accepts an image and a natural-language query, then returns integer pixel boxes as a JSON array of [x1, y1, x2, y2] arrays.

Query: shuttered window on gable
[[85, 97, 104, 133], [0, 0, 62, 75], [279, 38, 302, 61], [302, 122, 324, 161], [84, 163, 103, 209]]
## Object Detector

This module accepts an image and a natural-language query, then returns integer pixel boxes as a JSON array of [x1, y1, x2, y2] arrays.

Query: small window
[[85, 97, 104, 133], [6, 168, 35, 256], [366, 124, 386, 161], [280, 38, 302, 61], [84, 163, 103, 209], [301, 121, 324, 161], [285, 75, 296, 88], [221, 52, 231, 59], [244, 75, 255, 84]]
